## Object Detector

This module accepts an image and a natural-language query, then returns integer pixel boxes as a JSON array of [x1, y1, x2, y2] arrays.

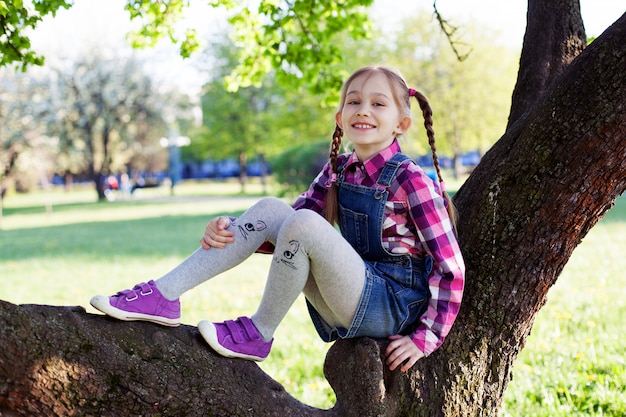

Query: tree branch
[[0, 300, 418, 416], [432, 0, 472, 61]]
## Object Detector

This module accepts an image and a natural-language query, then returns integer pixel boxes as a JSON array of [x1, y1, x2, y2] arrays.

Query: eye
[[373, 102, 385, 107], [347, 99, 360, 105]]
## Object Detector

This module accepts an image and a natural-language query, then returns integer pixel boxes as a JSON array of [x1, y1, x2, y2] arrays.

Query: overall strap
[[376, 152, 411, 188]]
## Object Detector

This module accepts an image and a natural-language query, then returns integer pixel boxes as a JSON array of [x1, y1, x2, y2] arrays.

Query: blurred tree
[[0, 68, 55, 194], [189, 35, 331, 192], [47, 53, 169, 200]]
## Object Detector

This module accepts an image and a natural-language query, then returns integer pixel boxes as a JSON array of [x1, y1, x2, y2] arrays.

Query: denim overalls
[[307, 152, 433, 342]]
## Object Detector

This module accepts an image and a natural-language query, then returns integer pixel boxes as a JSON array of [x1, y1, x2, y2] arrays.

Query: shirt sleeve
[[405, 170, 465, 356]]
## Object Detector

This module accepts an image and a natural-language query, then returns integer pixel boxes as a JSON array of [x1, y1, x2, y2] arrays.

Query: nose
[[356, 103, 370, 117]]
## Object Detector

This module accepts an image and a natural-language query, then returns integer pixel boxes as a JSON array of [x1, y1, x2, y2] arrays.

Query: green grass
[[500, 201, 626, 416], [1, 181, 624, 414], [0, 181, 336, 408]]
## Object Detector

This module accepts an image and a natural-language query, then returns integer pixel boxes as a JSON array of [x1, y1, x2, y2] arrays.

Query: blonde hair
[[325, 66, 458, 229]]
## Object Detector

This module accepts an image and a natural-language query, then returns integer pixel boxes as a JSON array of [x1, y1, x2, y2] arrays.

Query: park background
[[1, 0, 625, 415]]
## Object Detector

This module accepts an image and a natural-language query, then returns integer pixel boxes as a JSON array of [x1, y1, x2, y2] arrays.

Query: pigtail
[[324, 124, 343, 225], [410, 89, 459, 231]]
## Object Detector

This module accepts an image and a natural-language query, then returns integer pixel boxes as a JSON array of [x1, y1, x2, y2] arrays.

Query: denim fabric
[[307, 153, 433, 341]]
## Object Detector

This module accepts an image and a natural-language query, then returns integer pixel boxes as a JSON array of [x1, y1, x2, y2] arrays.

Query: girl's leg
[[199, 208, 365, 361], [251, 209, 366, 340], [90, 197, 294, 325], [155, 197, 295, 299]]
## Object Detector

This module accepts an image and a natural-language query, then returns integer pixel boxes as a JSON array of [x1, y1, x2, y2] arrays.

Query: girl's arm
[[406, 170, 466, 356]]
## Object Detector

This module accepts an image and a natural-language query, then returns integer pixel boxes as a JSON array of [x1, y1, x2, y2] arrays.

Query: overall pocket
[[338, 205, 370, 256]]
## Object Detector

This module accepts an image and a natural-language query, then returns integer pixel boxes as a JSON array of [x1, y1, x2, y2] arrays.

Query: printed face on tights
[[336, 72, 411, 161]]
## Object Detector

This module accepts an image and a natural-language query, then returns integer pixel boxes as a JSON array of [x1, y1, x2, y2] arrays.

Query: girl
[[90, 66, 465, 372]]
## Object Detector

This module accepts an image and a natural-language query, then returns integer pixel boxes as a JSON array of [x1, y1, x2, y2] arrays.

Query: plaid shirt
[[292, 140, 465, 356]]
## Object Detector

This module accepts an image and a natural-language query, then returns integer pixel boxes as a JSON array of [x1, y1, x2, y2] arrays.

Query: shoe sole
[[197, 320, 266, 362], [90, 295, 180, 327]]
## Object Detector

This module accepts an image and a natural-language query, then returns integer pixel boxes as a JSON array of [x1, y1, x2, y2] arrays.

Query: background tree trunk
[[1, 9, 625, 417]]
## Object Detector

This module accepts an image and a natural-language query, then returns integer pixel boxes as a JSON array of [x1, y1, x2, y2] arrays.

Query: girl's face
[[336, 72, 411, 161]]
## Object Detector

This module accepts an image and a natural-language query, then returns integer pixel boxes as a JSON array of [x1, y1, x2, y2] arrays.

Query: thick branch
[[0, 301, 422, 416], [0, 301, 325, 416]]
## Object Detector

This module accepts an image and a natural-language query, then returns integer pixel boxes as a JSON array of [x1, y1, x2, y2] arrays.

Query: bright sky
[[30, 0, 625, 95]]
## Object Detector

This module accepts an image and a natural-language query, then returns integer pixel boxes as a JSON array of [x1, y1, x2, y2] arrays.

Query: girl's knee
[[252, 197, 293, 215], [281, 209, 328, 236]]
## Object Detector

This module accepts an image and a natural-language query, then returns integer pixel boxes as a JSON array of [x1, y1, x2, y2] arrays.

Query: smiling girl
[[90, 66, 465, 372]]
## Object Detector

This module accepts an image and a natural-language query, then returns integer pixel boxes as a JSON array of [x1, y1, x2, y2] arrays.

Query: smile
[[353, 123, 375, 129]]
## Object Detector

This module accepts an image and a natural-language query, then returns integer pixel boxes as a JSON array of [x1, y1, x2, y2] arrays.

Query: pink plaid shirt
[[292, 140, 465, 356]]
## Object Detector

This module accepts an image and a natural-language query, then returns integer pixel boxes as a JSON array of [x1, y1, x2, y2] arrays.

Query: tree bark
[[507, 0, 587, 129], [1, 9, 625, 417], [0, 301, 328, 417], [444, 11, 626, 415]]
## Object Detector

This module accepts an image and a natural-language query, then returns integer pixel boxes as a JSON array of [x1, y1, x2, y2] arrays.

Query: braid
[[413, 91, 443, 184], [329, 124, 343, 175], [411, 90, 458, 230], [324, 124, 343, 225]]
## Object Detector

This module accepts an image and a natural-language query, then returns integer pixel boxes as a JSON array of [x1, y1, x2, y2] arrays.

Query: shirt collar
[[344, 140, 403, 178]]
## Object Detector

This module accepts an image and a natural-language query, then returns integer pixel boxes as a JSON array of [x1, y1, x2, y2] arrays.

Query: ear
[[335, 111, 343, 129], [395, 116, 412, 135]]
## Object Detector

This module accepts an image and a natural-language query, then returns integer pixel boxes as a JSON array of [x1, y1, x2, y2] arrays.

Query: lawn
[[1, 181, 624, 414]]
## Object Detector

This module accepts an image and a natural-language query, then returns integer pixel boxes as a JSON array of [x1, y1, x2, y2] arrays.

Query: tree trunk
[[507, 0, 586, 129], [443, 12, 626, 415], [94, 171, 107, 201], [1, 9, 625, 417]]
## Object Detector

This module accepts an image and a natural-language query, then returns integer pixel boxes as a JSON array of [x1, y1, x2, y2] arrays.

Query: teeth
[[354, 124, 373, 128]]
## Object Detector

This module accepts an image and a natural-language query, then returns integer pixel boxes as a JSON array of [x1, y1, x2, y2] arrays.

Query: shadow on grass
[[2, 202, 109, 217], [0, 210, 245, 262], [2, 199, 192, 216], [2, 195, 623, 262]]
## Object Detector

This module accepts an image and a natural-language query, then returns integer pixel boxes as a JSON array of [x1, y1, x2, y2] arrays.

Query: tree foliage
[[2, 0, 374, 102], [0, 0, 71, 70], [221, 0, 373, 99]]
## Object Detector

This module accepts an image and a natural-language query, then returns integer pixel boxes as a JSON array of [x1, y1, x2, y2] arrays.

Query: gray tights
[[154, 197, 366, 342]]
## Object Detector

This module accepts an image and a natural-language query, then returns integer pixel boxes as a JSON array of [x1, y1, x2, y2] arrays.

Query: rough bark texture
[[0, 302, 323, 417], [447, 12, 626, 415], [1, 9, 626, 417], [0, 302, 412, 417], [507, 0, 587, 128]]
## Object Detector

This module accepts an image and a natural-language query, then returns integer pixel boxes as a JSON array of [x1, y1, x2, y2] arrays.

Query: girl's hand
[[200, 216, 235, 249], [385, 335, 425, 372]]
